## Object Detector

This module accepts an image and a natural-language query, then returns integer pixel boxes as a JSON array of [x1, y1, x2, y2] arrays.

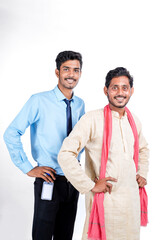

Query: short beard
[[64, 85, 74, 89], [109, 101, 127, 108], [61, 83, 74, 89]]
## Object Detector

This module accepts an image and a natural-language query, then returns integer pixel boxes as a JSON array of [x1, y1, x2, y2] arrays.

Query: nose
[[67, 69, 74, 77], [117, 87, 124, 95]]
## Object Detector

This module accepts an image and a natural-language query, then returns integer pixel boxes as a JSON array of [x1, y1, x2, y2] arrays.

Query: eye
[[63, 68, 69, 71], [123, 86, 129, 91], [112, 86, 118, 90], [74, 69, 80, 73]]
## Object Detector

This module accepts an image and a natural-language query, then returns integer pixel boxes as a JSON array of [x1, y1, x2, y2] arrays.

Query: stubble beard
[[107, 95, 130, 109]]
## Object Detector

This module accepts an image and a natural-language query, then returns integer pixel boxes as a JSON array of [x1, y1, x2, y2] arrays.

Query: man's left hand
[[136, 174, 147, 188]]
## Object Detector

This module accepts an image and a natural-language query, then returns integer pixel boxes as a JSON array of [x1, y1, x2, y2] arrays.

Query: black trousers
[[32, 176, 79, 240]]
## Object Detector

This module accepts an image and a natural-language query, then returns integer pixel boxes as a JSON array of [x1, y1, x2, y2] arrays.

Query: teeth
[[115, 97, 125, 102], [67, 79, 74, 83]]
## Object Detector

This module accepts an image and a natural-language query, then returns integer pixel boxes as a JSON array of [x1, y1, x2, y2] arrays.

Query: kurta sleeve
[[134, 115, 149, 180], [58, 113, 95, 194]]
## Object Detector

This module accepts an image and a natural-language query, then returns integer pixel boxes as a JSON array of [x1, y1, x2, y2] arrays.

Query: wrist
[[91, 184, 96, 193]]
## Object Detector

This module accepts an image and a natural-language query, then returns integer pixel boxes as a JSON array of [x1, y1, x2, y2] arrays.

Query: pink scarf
[[88, 105, 148, 240]]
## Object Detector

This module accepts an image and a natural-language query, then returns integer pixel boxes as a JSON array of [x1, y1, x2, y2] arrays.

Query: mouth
[[65, 78, 76, 84], [114, 96, 126, 102]]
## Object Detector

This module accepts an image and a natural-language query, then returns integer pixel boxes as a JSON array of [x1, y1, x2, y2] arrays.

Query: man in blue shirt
[[4, 50, 85, 240]]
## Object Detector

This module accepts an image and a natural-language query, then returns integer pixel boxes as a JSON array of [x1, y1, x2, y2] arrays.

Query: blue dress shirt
[[4, 86, 85, 175]]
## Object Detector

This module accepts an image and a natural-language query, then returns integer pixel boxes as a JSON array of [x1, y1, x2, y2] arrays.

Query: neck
[[109, 104, 125, 118], [58, 85, 73, 100]]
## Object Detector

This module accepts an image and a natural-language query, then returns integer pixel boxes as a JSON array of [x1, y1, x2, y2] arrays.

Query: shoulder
[[72, 109, 103, 134], [29, 90, 54, 102], [81, 108, 103, 121], [130, 112, 142, 133], [73, 95, 85, 105], [22, 90, 54, 111], [32, 90, 53, 98], [131, 112, 141, 125]]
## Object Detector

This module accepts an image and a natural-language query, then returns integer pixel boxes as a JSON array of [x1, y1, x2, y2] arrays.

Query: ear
[[55, 69, 59, 79], [131, 87, 134, 96], [104, 86, 108, 96]]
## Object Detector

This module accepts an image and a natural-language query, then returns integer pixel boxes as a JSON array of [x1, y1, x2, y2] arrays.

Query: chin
[[117, 102, 128, 108], [111, 102, 127, 109], [66, 86, 74, 90], [117, 105, 126, 108]]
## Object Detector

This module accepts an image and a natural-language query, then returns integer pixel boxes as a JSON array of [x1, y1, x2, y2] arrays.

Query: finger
[[108, 186, 112, 194], [94, 177, 98, 183], [103, 186, 107, 193], [140, 180, 147, 188], [139, 183, 144, 188], [41, 173, 50, 182], [41, 169, 55, 182], [104, 185, 110, 193], [44, 167, 56, 174], [43, 170, 56, 181], [42, 172, 55, 182], [138, 177, 146, 186], [137, 177, 143, 185], [104, 183, 113, 194], [141, 179, 147, 185], [106, 182, 113, 188], [138, 181, 143, 187], [105, 177, 117, 182], [136, 174, 140, 180], [138, 179, 141, 184], [106, 185, 112, 194], [43, 168, 56, 180]]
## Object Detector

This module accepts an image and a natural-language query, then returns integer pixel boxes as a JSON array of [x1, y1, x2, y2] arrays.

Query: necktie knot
[[64, 99, 72, 106]]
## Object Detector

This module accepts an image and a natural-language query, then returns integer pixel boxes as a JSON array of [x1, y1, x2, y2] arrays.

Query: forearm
[[58, 146, 95, 194], [138, 132, 149, 179], [4, 126, 33, 173]]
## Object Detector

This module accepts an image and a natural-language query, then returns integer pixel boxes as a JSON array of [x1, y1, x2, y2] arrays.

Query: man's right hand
[[91, 177, 117, 194], [27, 166, 56, 182]]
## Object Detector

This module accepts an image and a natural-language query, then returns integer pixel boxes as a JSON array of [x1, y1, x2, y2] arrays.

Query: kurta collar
[[53, 85, 75, 102], [111, 110, 127, 119]]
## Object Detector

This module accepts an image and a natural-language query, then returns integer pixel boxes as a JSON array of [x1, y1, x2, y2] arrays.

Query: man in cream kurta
[[58, 67, 149, 240]]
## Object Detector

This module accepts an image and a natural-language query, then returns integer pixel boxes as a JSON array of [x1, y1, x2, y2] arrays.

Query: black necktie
[[64, 99, 72, 136]]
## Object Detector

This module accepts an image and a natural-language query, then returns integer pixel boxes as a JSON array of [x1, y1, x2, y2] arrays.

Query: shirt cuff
[[18, 161, 34, 174]]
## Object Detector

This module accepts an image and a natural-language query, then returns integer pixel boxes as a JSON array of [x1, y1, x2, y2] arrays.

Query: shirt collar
[[53, 85, 75, 102]]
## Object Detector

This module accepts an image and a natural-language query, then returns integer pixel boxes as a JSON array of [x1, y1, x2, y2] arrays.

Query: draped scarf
[[88, 105, 148, 240]]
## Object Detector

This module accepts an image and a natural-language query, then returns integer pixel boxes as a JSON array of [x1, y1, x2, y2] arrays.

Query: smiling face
[[56, 60, 81, 93], [104, 76, 134, 112]]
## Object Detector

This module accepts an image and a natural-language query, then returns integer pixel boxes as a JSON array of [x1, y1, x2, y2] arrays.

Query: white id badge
[[41, 181, 54, 200]]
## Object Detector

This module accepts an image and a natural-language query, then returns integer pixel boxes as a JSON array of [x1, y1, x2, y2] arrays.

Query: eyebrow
[[62, 66, 81, 70], [111, 84, 129, 87]]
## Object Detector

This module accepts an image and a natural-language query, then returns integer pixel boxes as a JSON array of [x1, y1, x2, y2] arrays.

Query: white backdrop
[[0, 0, 160, 239]]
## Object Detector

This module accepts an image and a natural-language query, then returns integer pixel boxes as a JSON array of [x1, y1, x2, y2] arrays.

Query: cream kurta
[[58, 109, 149, 240]]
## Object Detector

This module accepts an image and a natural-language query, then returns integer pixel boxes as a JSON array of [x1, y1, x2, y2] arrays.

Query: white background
[[0, 0, 160, 239]]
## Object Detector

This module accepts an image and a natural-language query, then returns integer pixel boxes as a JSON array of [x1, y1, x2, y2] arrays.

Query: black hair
[[55, 51, 83, 70], [105, 67, 133, 88]]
